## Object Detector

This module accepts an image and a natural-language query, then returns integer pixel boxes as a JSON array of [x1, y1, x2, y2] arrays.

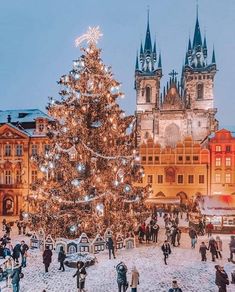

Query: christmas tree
[[29, 27, 147, 238]]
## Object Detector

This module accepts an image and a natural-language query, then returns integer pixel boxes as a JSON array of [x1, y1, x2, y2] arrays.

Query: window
[[193, 156, 199, 161], [148, 156, 153, 162], [142, 156, 146, 162], [215, 157, 221, 167], [16, 144, 23, 156], [44, 144, 50, 153], [186, 156, 190, 161], [197, 83, 204, 99], [215, 145, 221, 152], [145, 86, 151, 103], [31, 144, 38, 156], [199, 175, 205, 184], [226, 146, 231, 152], [178, 175, 183, 184], [215, 173, 221, 183], [147, 175, 153, 184], [225, 173, 231, 183], [188, 175, 194, 184], [198, 121, 201, 127], [157, 175, 163, 184], [226, 157, 231, 167], [5, 170, 12, 185], [31, 170, 38, 183], [5, 144, 11, 156], [38, 124, 44, 132], [16, 170, 21, 184], [155, 156, 159, 162], [178, 156, 183, 161]]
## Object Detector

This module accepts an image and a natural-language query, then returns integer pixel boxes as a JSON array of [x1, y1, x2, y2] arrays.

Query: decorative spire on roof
[[144, 8, 152, 53], [188, 37, 192, 53], [212, 46, 216, 64], [135, 51, 139, 70], [158, 52, 162, 68], [192, 12, 202, 49]]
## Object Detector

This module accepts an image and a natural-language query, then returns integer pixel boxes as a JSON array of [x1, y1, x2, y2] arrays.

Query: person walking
[[152, 223, 159, 243], [215, 265, 229, 292], [116, 261, 128, 292], [216, 236, 223, 259], [209, 237, 218, 262], [107, 237, 116, 259], [12, 243, 21, 263], [10, 263, 22, 292], [228, 235, 235, 262], [161, 240, 171, 265], [189, 228, 197, 249], [176, 228, 181, 246], [199, 242, 208, 261], [168, 280, 183, 292], [73, 261, 87, 292], [43, 245, 52, 273], [58, 246, 66, 271], [130, 266, 139, 292], [20, 240, 29, 267], [16, 222, 22, 235], [206, 222, 214, 238]]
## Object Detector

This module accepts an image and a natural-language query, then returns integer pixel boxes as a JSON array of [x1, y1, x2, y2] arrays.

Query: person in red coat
[[206, 222, 214, 238], [43, 245, 52, 273]]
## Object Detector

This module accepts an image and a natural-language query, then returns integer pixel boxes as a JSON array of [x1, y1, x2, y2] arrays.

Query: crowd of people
[[1, 209, 235, 291]]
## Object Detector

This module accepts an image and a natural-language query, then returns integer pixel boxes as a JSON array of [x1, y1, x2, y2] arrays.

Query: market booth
[[198, 195, 235, 233], [145, 197, 181, 212]]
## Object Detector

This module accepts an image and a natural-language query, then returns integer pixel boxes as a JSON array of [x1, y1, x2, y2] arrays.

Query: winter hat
[[172, 280, 178, 288], [215, 265, 220, 270]]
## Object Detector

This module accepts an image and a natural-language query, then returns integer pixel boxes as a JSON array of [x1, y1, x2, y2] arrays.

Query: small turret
[[135, 51, 139, 71], [212, 47, 216, 64], [203, 36, 207, 58]]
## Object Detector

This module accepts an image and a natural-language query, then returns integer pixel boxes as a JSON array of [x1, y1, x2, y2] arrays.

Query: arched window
[[145, 86, 151, 103], [197, 83, 204, 100]]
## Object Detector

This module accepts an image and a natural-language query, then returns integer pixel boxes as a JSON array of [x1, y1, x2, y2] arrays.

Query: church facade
[[135, 14, 218, 147]]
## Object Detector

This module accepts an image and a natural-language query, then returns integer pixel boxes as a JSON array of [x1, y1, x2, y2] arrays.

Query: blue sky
[[0, 0, 235, 126]]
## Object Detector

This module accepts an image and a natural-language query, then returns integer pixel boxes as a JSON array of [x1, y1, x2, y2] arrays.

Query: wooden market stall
[[197, 195, 235, 233]]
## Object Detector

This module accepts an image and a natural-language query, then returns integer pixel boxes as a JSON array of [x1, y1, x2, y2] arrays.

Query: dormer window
[[145, 86, 151, 103], [38, 124, 44, 132]]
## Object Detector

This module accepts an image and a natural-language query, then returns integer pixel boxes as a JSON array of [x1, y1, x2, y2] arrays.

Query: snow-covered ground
[[3, 216, 235, 292]]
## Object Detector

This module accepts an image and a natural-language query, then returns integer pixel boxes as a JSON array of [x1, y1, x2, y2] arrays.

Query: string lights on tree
[[28, 27, 149, 238]]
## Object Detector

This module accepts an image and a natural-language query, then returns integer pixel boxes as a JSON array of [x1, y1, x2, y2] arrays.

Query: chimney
[[7, 115, 11, 123]]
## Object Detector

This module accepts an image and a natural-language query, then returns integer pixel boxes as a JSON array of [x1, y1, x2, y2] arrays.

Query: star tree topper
[[75, 26, 103, 47]]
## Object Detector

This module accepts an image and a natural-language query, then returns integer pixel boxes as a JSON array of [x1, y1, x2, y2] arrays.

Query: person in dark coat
[[209, 237, 218, 262], [107, 237, 116, 259], [189, 228, 197, 249], [20, 240, 29, 267], [43, 245, 52, 273], [12, 244, 21, 263], [176, 228, 181, 246], [171, 227, 178, 247], [10, 263, 22, 292], [161, 240, 171, 265], [152, 223, 159, 243], [73, 261, 87, 292], [215, 265, 229, 292], [199, 242, 208, 261], [229, 235, 235, 262], [16, 222, 22, 235], [168, 280, 183, 292], [58, 246, 66, 271], [116, 262, 128, 292]]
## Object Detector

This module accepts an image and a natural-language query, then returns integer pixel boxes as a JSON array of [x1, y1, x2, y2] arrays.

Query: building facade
[[0, 109, 52, 216], [135, 137, 210, 204], [135, 14, 218, 147], [209, 129, 235, 195]]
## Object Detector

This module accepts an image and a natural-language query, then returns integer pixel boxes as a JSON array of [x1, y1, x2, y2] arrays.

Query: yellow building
[[0, 109, 52, 216], [135, 137, 210, 205]]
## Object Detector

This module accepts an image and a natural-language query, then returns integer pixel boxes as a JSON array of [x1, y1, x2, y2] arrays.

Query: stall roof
[[198, 195, 235, 216], [145, 197, 181, 205]]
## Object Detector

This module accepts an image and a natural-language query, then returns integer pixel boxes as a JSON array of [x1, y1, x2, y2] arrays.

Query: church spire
[[212, 46, 216, 64], [158, 52, 162, 68], [135, 51, 139, 70], [144, 9, 152, 53], [192, 6, 202, 49]]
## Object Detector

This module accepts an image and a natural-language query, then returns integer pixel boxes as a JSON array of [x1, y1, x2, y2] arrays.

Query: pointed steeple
[[212, 46, 216, 64], [193, 7, 202, 48], [203, 36, 207, 49], [153, 39, 157, 61], [144, 9, 152, 53], [188, 37, 192, 52], [185, 53, 189, 65], [158, 52, 162, 68], [135, 51, 139, 70]]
